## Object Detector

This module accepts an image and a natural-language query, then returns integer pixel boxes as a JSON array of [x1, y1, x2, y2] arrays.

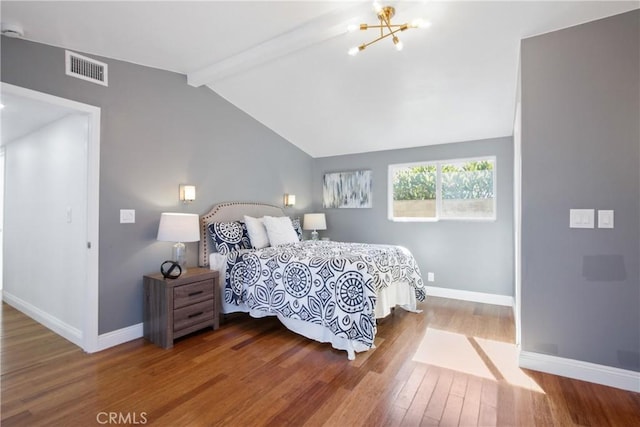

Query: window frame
[[388, 155, 497, 222]]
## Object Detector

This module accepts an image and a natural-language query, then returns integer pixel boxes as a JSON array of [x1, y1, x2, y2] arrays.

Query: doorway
[[0, 147, 3, 291], [0, 83, 100, 352]]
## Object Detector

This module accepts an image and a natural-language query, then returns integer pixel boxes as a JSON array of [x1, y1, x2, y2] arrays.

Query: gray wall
[[521, 10, 639, 370], [1, 37, 314, 334], [313, 136, 514, 297]]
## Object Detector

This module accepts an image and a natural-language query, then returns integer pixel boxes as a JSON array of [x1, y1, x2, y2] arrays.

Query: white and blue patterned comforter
[[224, 240, 425, 349]]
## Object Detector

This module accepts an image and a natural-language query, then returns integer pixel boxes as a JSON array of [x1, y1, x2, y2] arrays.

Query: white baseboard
[[2, 290, 83, 348], [519, 350, 640, 392], [425, 286, 514, 307], [96, 323, 143, 352], [3, 290, 143, 353]]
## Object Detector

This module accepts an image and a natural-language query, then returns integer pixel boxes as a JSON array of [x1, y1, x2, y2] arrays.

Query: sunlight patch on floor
[[412, 328, 544, 393], [474, 336, 545, 393], [412, 328, 494, 379]]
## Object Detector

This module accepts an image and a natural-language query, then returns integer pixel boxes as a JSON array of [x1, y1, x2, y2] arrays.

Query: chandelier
[[348, 2, 429, 56]]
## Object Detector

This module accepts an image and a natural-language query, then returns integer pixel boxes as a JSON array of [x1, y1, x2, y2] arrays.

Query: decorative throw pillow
[[208, 221, 252, 255], [263, 216, 299, 246], [243, 215, 270, 249], [291, 217, 303, 241]]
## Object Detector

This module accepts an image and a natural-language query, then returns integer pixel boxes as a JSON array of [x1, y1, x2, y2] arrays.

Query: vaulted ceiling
[[2, 1, 638, 157]]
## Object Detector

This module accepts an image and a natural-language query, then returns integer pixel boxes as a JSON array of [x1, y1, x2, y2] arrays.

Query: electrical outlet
[[427, 272, 435, 282], [120, 209, 135, 224]]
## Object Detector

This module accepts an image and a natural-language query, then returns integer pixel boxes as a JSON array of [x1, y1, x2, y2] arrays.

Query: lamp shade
[[303, 213, 327, 231], [157, 213, 200, 242]]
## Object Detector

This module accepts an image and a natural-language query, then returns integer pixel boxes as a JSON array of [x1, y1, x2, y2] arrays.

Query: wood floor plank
[[268, 380, 336, 426], [496, 380, 517, 426], [384, 404, 409, 427], [302, 386, 351, 427], [458, 375, 482, 426], [449, 371, 468, 398], [535, 371, 577, 427], [530, 383, 556, 426], [589, 380, 640, 427], [394, 365, 428, 409], [511, 382, 535, 426], [424, 368, 454, 421], [2, 298, 639, 427], [363, 378, 407, 426], [323, 371, 388, 426], [438, 394, 464, 426], [402, 367, 439, 425], [478, 378, 499, 426]]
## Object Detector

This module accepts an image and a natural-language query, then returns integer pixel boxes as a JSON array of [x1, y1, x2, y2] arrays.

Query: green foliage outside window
[[392, 165, 436, 200], [393, 160, 494, 201]]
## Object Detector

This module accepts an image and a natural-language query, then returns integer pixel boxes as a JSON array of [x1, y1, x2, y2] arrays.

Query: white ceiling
[[1, 1, 638, 157]]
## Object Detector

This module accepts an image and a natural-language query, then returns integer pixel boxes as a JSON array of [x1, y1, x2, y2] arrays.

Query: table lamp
[[157, 212, 200, 273], [303, 213, 327, 241]]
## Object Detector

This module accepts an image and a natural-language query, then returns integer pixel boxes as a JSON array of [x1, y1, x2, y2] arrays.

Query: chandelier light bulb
[[348, 46, 360, 56], [347, 23, 359, 33], [373, 1, 383, 13], [393, 37, 404, 51]]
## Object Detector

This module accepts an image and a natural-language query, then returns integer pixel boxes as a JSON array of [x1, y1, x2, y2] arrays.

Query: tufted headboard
[[199, 201, 285, 267]]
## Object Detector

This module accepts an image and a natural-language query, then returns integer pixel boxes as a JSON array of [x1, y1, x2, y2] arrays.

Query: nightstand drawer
[[144, 268, 219, 349], [174, 279, 214, 309], [173, 300, 214, 332]]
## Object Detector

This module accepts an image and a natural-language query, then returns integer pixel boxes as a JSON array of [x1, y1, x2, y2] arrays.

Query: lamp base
[[311, 230, 319, 241], [172, 242, 187, 273]]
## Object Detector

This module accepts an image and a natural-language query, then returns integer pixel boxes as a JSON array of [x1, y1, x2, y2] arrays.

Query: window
[[388, 156, 496, 221]]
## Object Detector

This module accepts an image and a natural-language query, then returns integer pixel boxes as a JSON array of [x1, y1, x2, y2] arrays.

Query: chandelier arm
[[360, 26, 405, 49], [361, 24, 406, 30], [380, 12, 397, 39]]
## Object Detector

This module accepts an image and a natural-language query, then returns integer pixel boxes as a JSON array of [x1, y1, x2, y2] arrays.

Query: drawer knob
[[188, 311, 204, 319], [188, 290, 204, 297]]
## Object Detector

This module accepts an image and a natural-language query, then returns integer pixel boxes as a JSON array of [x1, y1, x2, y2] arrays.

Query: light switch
[[120, 209, 135, 224], [598, 210, 614, 229], [570, 209, 594, 229]]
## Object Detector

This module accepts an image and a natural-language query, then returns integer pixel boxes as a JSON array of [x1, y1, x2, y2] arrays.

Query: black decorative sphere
[[160, 260, 182, 279]]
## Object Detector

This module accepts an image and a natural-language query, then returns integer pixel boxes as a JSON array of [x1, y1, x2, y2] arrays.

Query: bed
[[199, 201, 426, 359]]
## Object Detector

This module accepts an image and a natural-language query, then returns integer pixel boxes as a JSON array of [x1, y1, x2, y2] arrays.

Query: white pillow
[[243, 215, 270, 249], [263, 216, 299, 246]]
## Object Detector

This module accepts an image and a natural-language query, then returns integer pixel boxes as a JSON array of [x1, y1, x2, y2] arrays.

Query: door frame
[[1, 82, 100, 353], [514, 101, 522, 347]]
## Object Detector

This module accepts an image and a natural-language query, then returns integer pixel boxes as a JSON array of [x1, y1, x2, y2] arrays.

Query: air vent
[[65, 50, 108, 86]]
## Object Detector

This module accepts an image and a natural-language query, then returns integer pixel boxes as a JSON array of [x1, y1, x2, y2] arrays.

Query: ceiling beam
[[187, 2, 366, 87]]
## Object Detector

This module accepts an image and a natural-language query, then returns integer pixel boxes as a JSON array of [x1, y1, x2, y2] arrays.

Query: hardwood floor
[[2, 297, 639, 426]]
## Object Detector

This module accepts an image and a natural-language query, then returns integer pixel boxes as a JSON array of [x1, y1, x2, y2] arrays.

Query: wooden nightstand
[[143, 267, 219, 349]]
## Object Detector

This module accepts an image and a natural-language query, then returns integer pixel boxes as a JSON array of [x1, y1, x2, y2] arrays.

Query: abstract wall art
[[322, 170, 372, 208]]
